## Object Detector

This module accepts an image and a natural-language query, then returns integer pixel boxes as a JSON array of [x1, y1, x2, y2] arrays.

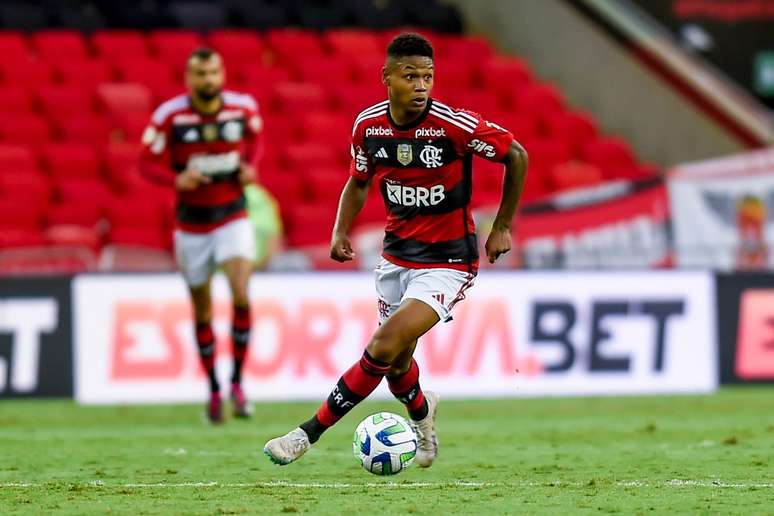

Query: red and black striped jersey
[[139, 90, 263, 233], [349, 98, 514, 272]]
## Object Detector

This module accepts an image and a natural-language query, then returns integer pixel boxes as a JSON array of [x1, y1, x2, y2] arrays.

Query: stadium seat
[[107, 225, 170, 250], [282, 142, 340, 171], [264, 29, 326, 63], [40, 143, 102, 179], [526, 138, 573, 172], [0, 172, 50, 207], [237, 66, 292, 93], [5, 86, 36, 114], [0, 115, 53, 145], [437, 34, 493, 62], [582, 137, 639, 180], [300, 112, 351, 147], [32, 30, 89, 62], [351, 54, 386, 84], [543, 111, 599, 153], [0, 198, 44, 230], [44, 223, 102, 250], [270, 82, 330, 114], [328, 84, 385, 120], [106, 196, 165, 229], [0, 31, 31, 57], [0, 59, 54, 85], [284, 202, 336, 247], [0, 144, 38, 173], [55, 178, 114, 208], [0, 228, 47, 248], [291, 56, 356, 86], [208, 29, 264, 65], [325, 29, 381, 57], [53, 114, 116, 144], [55, 60, 115, 89], [516, 83, 565, 115], [46, 201, 103, 227], [259, 169, 305, 206], [111, 111, 150, 143], [113, 57, 177, 85], [547, 160, 605, 192], [103, 142, 143, 193], [91, 30, 149, 60], [35, 85, 96, 117], [96, 83, 153, 115], [147, 30, 203, 68]]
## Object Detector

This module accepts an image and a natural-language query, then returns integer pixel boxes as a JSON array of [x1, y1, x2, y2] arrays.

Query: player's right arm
[[330, 128, 375, 262], [138, 106, 211, 191]]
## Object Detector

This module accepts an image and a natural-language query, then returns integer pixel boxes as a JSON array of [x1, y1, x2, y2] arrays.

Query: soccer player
[[264, 33, 528, 465], [139, 48, 263, 423]]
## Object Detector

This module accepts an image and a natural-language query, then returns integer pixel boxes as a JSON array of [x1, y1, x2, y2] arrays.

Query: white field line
[[1, 480, 772, 489]]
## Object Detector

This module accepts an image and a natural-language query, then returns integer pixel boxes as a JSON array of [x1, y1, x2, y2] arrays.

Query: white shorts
[[174, 218, 255, 287], [375, 257, 475, 324]]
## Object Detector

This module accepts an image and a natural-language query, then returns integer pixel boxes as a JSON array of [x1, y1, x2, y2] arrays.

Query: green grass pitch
[[1, 387, 772, 514]]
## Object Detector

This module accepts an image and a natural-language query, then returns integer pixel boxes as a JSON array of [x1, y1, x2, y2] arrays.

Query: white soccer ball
[[352, 412, 417, 476]]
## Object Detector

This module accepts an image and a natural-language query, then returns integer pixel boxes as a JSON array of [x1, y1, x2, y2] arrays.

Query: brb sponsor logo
[[187, 151, 241, 176], [0, 298, 58, 394], [735, 289, 774, 379], [365, 126, 394, 137], [415, 127, 445, 138], [386, 181, 445, 207]]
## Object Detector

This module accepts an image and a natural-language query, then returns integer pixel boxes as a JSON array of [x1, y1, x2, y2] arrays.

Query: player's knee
[[367, 327, 409, 364]]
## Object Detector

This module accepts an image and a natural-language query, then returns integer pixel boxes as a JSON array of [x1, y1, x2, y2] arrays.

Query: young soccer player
[[264, 33, 528, 465]]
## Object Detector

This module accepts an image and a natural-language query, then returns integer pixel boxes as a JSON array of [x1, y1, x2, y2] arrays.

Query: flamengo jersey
[[141, 90, 263, 233], [350, 98, 514, 272]]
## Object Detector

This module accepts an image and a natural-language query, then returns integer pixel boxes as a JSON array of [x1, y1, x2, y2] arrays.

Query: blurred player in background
[[139, 48, 263, 423], [265, 33, 528, 465]]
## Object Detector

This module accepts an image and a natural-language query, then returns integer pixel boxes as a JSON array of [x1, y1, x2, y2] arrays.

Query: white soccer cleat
[[263, 427, 311, 465], [411, 391, 439, 468]]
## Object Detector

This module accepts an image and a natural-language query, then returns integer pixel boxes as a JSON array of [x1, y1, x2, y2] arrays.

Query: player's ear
[[381, 65, 389, 86]]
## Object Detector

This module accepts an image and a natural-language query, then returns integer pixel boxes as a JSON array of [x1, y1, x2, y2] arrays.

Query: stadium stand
[[0, 2, 657, 273]]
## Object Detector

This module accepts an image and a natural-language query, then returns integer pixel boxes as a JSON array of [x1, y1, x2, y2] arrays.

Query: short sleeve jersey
[[349, 98, 514, 272], [141, 90, 263, 233]]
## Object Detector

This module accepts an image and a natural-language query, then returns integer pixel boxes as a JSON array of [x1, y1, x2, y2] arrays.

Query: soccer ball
[[353, 412, 417, 475]]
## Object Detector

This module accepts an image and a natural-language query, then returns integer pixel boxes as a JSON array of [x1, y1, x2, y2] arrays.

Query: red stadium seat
[[208, 29, 264, 64], [351, 54, 386, 84], [40, 143, 102, 178], [284, 202, 336, 247], [328, 84, 385, 120], [0, 229, 47, 249], [259, 169, 305, 205], [526, 138, 573, 172], [270, 82, 330, 114], [300, 112, 351, 147], [55, 178, 114, 207], [53, 114, 115, 144], [107, 225, 170, 250], [325, 29, 381, 57], [0, 31, 31, 57], [91, 30, 149, 60], [35, 85, 96, 117], [0, 144, 38, 173], [111, 111, 150, 143], [55, 60, 114, 88], [303, 167, 348, 202], [44, 224, 102, 250], [113, 57, 177, 86], [0, 198, 45, 229], [435, 59, 478, 90], [520, 166, 550, 203], [516, 83, 565, 115], [547, 160, 605, 192], [282, 142, 340, 171], [0, 172, 51, 206], [494, 111, 541, 142], [46, 201, 103, 227], [106, 195, 165, 228], [437, 34, 493, 62], [582, 137, 639, 180], [235, 66, 291, 93], [291, 56, 357, 85], [545, 111, 598, 155], [0, 115, 52, 146], [6, 86, 35, 114], [32, 30, 89, 62], [148, 30, 203, 70], [103, 142, 142, 193], [97, 83, 153, 115], [264, 28, 325, 63], [481, 56, 532, 92], [0, 59, 54, 85]]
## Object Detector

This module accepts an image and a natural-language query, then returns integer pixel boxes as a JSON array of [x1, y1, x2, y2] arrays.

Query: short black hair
[[387, 33, 434, 60], [189, 47, 218, 62]]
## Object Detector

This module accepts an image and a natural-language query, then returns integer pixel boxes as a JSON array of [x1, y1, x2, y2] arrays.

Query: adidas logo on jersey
[[365, 126, 394, 137], [375, 148, 388, 159], [386, 183, 445, 207], [415, 127, 446, 138]]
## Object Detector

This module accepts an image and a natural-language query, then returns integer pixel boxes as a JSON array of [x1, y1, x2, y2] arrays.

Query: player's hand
[[330, 233, 356, 262], [485, 227, 512, 264], [238, 162, 257, 186], [175, 168, 211, 191]]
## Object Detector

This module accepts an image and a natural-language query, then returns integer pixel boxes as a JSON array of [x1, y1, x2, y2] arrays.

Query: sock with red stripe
[[196, 322, 219, 394], [300, 351, 390, 443], [231, 304, 251, 385], [387, 358, 429, 421]]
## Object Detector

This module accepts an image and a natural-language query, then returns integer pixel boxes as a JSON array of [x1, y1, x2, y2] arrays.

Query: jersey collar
[[387, 98, 433, 131]]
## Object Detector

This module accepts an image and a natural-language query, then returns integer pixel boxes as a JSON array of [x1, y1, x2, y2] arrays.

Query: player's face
[[383, 56, 434, 114], [186, 55, 225, 102]]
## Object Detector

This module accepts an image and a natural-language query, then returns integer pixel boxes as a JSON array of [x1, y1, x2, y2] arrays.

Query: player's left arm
[[239, 97, 264, 186], [485, 140, 528, 264]]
